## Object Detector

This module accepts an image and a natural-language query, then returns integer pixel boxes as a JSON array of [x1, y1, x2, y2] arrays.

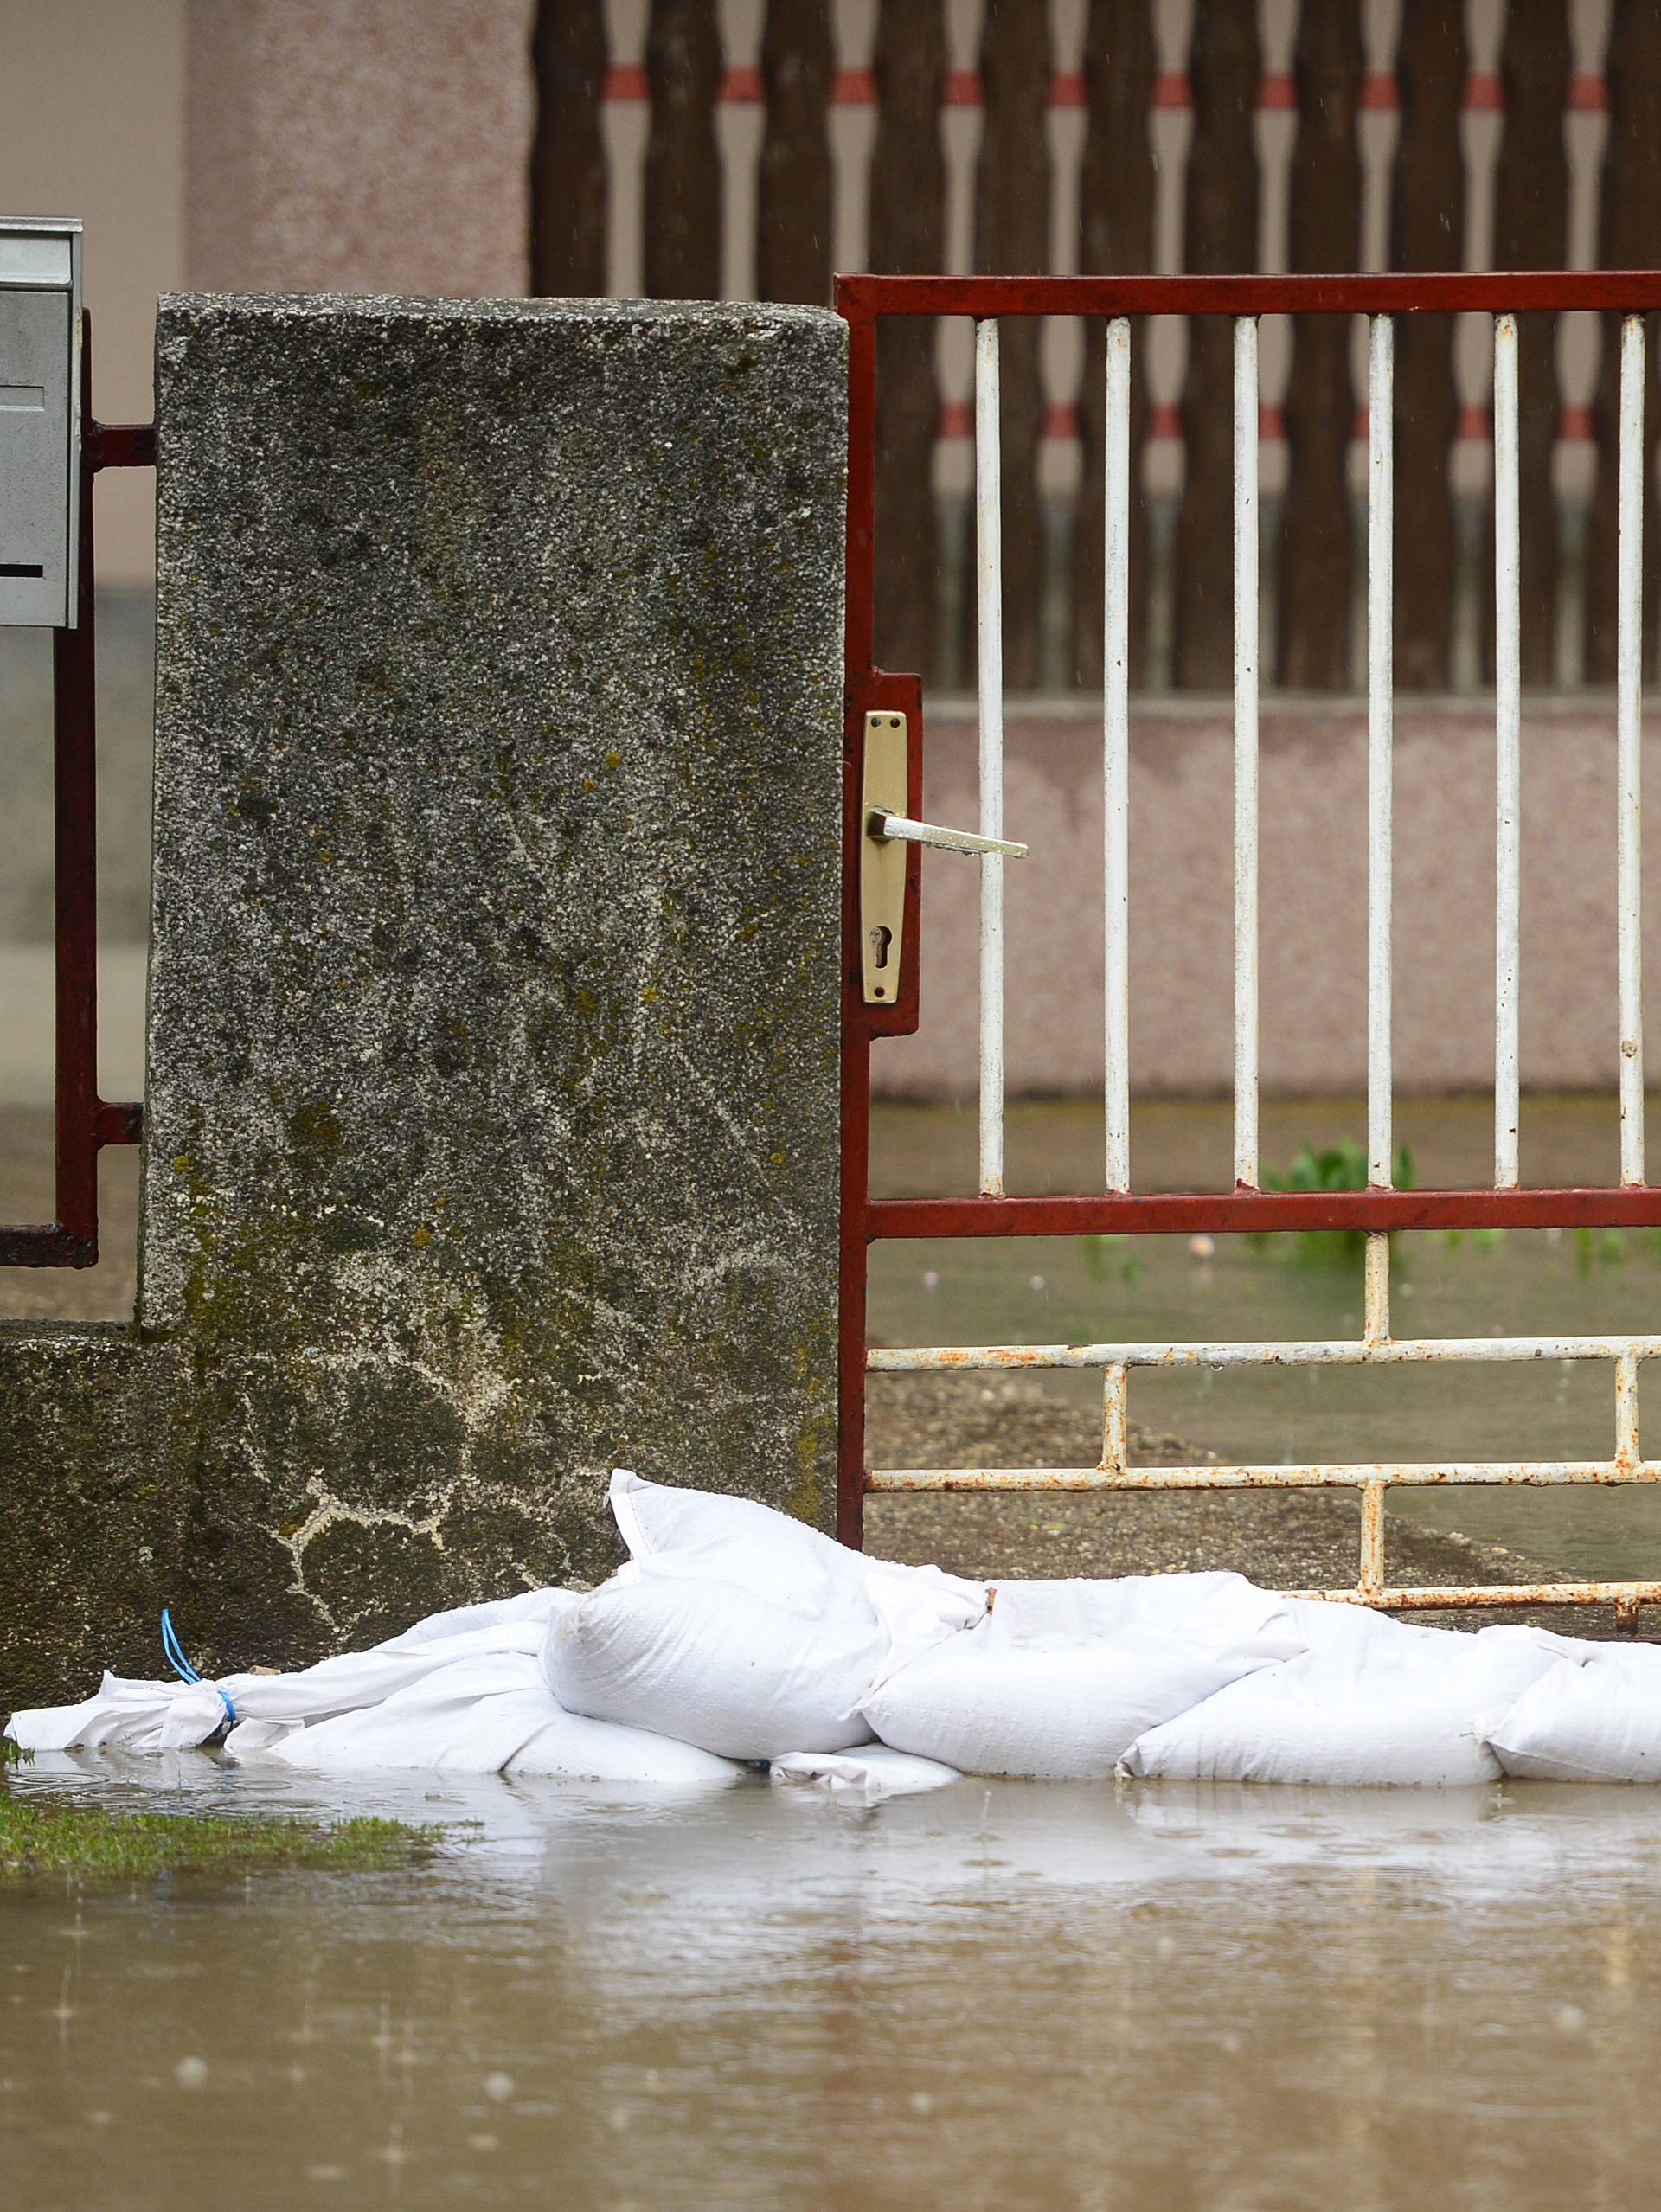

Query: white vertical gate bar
[[1618, 314, 1645, 1187], [1104, 317, 1132, 1193], [1367, 315, 1395, 1188], [975, 317, 1006, 1198], [1616, 1350, 1641, 1473], [1363, 1232, 1390, 1348], [1101, 1362, 1128, 1473], [1358, 1480, 1387, 1599], [1234, 317, 1260, 1189], [1494, 312, 1522, 1189]]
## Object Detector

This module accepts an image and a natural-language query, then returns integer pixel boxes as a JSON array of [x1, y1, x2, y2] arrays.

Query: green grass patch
[[0, 1790, 436, 1884]]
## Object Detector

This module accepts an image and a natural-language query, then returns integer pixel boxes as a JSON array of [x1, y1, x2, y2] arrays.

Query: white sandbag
[[375, 1587, 576, 1651], [253, 1649, 741, 1784], [8, 1589, 580, 1757], [769, 1747, 962, 1803], [7, 1673, 187, 1756], [261, 1653, 562, 1773], [862, 1576, 1302, 1779], [545, 1567, 886, 1760], [610, 1470, 986, 1672], [1485, 1643, 1661, 1782], [1120, 1610, 1575, 1786], [508, 1713, 741, 1786], [987, 1571, 1300, 1653]]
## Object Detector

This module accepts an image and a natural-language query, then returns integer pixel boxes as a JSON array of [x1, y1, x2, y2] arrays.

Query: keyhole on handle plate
[[869, 923, 893, 995]]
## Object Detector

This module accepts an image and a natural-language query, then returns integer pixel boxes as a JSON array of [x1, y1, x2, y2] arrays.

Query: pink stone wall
[[875, 702, 1661, 1100]]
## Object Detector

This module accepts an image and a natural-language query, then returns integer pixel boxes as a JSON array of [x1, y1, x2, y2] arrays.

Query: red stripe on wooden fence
[[721, 64, 764, 101], [595, 62, 1594, 112]]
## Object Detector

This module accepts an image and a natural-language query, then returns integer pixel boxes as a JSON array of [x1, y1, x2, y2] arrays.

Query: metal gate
[[837, 270, 1661, 1627]]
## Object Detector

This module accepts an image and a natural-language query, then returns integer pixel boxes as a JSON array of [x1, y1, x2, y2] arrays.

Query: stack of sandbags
[[14, 1468, 1661, 1791]]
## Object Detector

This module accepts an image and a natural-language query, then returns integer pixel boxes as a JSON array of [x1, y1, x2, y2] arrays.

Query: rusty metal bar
[[871, 1333, 1661, 1370], [1100, 1360, 1128, 1473], [1618, 313, 1645, 1186], [1358, 1479, 1387, 1597], [1616, 1349, 1641, 1471], [1234, 315, 1260, 1189], [869, 1462, 1661, 1490], [1291, 1580, 1661, 1611], [1363, 1232, 1390, 1347]]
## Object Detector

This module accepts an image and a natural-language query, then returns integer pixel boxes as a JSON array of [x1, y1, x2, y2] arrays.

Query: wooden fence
[[530, 0, 1661, 696]]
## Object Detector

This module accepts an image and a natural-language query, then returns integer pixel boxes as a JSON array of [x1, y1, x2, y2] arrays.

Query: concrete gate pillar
[[0, 294, 846, 1707]]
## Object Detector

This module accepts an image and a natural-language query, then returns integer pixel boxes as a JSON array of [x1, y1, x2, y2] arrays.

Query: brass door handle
[[860, 711, 1026, 1005]]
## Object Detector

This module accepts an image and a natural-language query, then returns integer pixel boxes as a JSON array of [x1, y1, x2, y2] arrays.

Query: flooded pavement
[[5, 1754, 1661, 2209]]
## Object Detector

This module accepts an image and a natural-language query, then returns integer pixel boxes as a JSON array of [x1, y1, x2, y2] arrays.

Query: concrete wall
[[0, 293, 846, 1712]]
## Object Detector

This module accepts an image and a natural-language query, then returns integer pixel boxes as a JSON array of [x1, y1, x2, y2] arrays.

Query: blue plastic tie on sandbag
[[160, 1607, 237, 1732]]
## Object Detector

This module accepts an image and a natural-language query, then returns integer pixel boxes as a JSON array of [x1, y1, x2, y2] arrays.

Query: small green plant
[[1574, 1224, 1627, 1270], [1081, 1232, 1140, 1286], [0, 1736, 28, 1772], [1258, 1138, 1416, 1260]]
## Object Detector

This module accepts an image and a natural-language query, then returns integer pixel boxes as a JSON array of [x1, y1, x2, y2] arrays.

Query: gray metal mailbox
[[0, 217, 81, 628]]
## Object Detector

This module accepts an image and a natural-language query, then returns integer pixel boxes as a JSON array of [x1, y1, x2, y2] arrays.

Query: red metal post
[[0, 315, 148, 1270], [50, 323, 100, 1264]]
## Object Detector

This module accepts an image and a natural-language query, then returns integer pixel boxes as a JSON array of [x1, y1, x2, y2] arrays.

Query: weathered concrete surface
[[0, 1330, 196, 1709], [0, 294, 844, 1702]]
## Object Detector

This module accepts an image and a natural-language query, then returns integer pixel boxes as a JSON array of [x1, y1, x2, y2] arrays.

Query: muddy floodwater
[[5, 1754, 1661, 2210], [8, 1095, 1661, 2205]]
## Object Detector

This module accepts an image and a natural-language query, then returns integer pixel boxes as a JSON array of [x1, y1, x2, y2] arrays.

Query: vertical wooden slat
[[1074, 0, 1156, 691], [1277, 0, 1363, 692], [1483, 0, 1568, 686], [756, 0, 834, 306], [645, 0, 722, 299], [1388, 2, 1465, 690], [530, 0, 609, 295], [869, 0, 946, 681], [974, 0, 1052, 693], [1172, 2, 1260, 689], [1586, 0, 1661, 686]]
